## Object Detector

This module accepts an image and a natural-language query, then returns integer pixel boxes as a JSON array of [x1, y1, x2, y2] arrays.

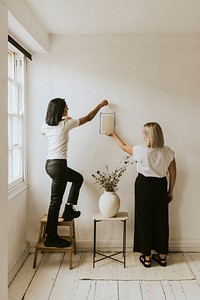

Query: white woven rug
[[78, 252, 195, 281]]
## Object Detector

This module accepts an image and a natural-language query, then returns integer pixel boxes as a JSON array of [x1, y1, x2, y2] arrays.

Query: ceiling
[[25, 0, 200, 35]]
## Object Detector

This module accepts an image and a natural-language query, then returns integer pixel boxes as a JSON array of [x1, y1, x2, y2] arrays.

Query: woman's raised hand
[[100, 100, 108, 107], [106, 131, 115, 137]]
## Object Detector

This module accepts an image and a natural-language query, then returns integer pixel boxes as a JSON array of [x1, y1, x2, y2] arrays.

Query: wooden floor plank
[[86, 281, 97, 300], [94, 280, 118, 300], [23, 253, 64, 300], [49, 252, 81, 300], [169, 281, 186, 300], [161, 281, 175, 300], [180, 280, 200, 300], [119, 281, 142, 299], [8, 253, 43, 300], [71, 280, 95, 300], [140, 281, 166, 300]]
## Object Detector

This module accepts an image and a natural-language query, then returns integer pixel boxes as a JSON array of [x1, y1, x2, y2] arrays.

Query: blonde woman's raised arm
[[106, 132, 133, 155]]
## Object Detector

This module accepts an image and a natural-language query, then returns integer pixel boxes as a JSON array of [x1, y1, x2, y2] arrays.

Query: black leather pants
[[45, 159, 83, 236]]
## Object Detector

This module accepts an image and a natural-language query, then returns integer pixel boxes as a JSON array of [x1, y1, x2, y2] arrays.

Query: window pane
[[13, 117, 22, 146], [8, 80, 19, 114], [8, 115, 13, 147], [8, 116, 22, 148], [13, 148, 22, 180], [8, 149, 23, 185], [8, 51, 14, 79]]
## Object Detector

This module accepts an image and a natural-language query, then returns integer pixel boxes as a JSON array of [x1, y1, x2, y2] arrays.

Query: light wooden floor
[[9, 252, 200, 300]]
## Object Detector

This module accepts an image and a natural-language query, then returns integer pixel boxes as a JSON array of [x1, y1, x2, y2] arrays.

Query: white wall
[[28, 34, 200, 252], [0, 0, 8, 298], [8, 189, 29, 284]]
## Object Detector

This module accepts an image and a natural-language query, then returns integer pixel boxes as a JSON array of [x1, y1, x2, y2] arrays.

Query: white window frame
[[8, 43, 28, 195]]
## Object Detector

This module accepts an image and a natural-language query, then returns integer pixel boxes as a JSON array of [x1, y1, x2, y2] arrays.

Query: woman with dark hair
[[107, 122, 176, 267], [41, 98, 108, 247]]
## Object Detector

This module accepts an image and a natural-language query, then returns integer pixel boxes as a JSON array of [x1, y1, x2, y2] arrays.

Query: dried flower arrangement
[[92, 156, 132, 192]]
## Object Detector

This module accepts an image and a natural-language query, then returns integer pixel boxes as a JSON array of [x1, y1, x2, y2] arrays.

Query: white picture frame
[[99, 112, 115, 134]]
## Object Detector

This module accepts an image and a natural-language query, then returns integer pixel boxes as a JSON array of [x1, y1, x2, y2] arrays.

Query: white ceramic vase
[[99, 191, 120, 218]]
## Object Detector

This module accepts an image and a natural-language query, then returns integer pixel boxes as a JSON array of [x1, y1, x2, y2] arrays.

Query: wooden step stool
[[33, 213, 76, 270]]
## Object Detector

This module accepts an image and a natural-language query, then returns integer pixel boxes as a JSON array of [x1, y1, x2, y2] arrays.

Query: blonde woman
[[107, 122, 176, 267]]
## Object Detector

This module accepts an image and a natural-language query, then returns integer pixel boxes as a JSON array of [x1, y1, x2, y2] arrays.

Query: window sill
[[8, 182, 29, 201]]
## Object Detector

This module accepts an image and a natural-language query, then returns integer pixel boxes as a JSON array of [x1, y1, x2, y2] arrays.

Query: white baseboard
[[169, 239, 200, 252], [76, 239, 200, 253], [67, 240, 200, 253], [29, 239, 200, 254], [8, 242, 30, 285]]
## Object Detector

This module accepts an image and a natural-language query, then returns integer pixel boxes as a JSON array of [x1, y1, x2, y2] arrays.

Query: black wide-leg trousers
[[133, 173, 169, 256], [45, 159, 83, 236]]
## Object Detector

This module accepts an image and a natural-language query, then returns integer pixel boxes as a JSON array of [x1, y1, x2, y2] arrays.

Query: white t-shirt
[[41, 118, 79, 159], [132, 144, 175, 178]]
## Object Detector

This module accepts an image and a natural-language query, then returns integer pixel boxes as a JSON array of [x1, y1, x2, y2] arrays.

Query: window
[[8, 46, 26, 190]]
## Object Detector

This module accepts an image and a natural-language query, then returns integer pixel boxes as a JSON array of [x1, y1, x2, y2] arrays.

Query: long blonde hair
[[143, 122, 164, 148]]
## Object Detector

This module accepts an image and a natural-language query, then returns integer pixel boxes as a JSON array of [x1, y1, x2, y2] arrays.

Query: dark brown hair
[[45, 98, 66, 126]]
